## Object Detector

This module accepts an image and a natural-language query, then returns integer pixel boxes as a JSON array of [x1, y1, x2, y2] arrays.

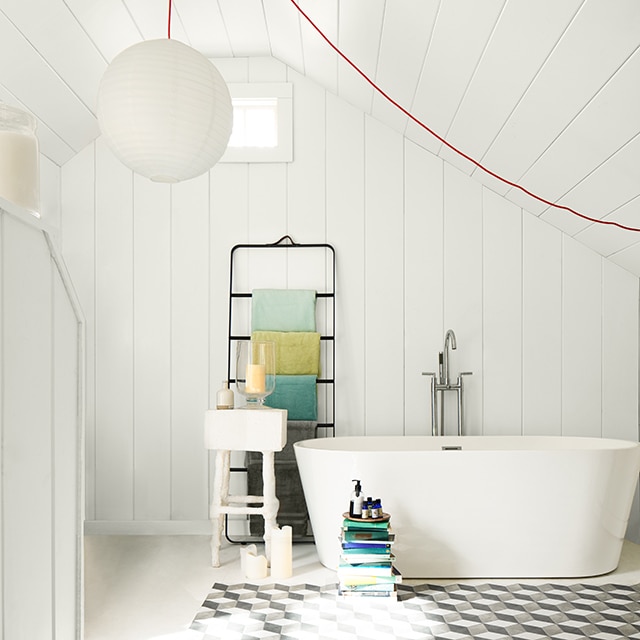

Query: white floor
[[84, 535, 640, 640]]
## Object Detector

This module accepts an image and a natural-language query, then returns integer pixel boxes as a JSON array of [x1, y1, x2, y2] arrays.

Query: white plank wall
[[522, 215, 563, 435], [1, 207, 83, 638], [483, 190, 522, 436], [404, 142, 443, 436], [133, 176, 171, 521], [59, 58, 639, 537], [364, 117, 404, 436]]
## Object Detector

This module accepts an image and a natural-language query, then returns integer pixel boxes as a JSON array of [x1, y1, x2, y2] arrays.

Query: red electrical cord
[[289, 0, 640, 233], [168, 0, 172, 39]]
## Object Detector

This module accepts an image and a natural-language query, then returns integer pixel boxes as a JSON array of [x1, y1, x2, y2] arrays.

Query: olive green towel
[[251, 330, 321, 375]]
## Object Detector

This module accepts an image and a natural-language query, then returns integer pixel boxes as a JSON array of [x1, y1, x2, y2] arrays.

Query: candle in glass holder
[[245, 363, 266, 394]]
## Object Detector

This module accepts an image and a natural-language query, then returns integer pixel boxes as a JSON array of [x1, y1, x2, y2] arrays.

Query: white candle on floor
[[244, 548, 268, 580], [270, 525, 293, 579], [240, 544, 258, 575]]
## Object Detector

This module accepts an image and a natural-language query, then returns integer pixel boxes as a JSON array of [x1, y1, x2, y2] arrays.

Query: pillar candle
[[240, 544, 258, 575], [270, 525, 293, 579], [245, 363, 266, 394], [244, 547, 268, 580]]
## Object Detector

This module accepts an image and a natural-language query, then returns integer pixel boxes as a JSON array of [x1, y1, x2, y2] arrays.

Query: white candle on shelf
[[245, 363, 266, 394], [270, 525, 293, 579], [244, 547, 268, 580], [0, 130, 39, 213]]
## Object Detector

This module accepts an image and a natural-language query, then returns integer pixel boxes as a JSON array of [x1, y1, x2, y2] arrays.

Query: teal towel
[[252, 289, 316, 332], [265, 375, 318, 421]]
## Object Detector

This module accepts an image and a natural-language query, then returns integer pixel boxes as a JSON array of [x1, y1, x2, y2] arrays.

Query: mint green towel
[[265, 375, 317, 421], [252, 330, 321, 375], [251, 289, 316, 332]]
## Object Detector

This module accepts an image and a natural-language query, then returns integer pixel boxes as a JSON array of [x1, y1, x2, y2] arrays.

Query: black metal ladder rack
[[226, 235, 335, 436], [223, 235, 336, 544]]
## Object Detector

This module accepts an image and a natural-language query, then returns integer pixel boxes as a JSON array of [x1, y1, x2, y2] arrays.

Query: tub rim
[[293, 434, 639, 453]]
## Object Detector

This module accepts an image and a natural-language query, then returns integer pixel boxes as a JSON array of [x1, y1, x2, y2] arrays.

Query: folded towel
[[265, 375, 318, 421], [251, 289, 317, 332], [252, 330, 321, 376]]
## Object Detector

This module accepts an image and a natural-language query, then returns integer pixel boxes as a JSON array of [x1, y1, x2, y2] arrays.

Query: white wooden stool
[[204, 408, 287, 567]]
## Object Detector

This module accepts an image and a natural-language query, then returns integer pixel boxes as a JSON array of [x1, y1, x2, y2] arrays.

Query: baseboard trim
[[84, 520, 212, 535]]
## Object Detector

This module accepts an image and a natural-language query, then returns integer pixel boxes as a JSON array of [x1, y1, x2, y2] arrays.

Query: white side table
[[204, 408, 287, 567]]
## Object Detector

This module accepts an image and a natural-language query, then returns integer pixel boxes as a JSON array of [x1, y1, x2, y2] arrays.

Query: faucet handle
[[459, 371, 473, 376]]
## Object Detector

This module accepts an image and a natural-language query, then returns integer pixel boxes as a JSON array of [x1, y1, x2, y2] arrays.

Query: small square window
[[228, 98, 278, 149], [220, 83, 293, 163]]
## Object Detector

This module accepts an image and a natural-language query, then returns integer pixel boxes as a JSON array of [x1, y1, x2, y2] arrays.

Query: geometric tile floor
[[189, 581, 640, 639]]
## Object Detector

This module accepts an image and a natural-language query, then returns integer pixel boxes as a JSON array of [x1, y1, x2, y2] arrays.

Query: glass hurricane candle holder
[[235, 340, 276, 408]]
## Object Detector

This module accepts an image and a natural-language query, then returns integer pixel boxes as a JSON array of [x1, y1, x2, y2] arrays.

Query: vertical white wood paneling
[[209, 164, 250, 513], [522, 214, 562, 435], [52, 267, 80, 640], [326, 94, 366, 436], [286, 72, 330, 416], [2, 215, 53, 638], [442, 164, 483, 435], [482, 190, 522, 435], [210, 164, 250, 393], [0, 213, 3, 618], [364, 116, 404, 436], [602, 261, 639, 441], [562, 237, 602, 437], [59, 62, 640, 538], [287, 70, 327, 244], [95, 138, 134, 520], [247, 163, 288, 285], [61, 143, 96, 520], [171, 174, 210, 521], [133, 178, 172, 520], [404, 142, 444, 436]]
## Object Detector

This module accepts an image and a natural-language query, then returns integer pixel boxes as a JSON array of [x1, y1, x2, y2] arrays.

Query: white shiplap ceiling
[[2, 0, 640, 274]]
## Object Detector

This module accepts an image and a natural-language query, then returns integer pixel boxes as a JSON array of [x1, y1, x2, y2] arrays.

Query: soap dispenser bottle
[[349, 479, 364, 518], [216, 381, 234, 410]]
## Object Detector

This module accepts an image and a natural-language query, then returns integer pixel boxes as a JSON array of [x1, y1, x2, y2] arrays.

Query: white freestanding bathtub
[[293, 435, 640, 579]]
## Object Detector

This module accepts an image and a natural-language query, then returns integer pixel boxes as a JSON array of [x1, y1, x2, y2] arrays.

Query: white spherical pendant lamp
[[96, 39, 232, 183]]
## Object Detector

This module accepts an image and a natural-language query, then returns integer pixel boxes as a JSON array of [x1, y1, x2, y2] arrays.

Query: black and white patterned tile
[[189, 582, 640, 639]]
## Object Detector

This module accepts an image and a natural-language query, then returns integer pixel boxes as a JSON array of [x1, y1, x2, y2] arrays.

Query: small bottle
[[216, 381, 234, 410], [361, 497, 372, 519], [371, 498, 382, 519], [349, 479, 364, 518]]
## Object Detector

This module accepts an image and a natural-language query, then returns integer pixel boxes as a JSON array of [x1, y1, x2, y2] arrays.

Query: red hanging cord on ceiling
[[288, 0, 640, 233], [168, 0, 172, 39]]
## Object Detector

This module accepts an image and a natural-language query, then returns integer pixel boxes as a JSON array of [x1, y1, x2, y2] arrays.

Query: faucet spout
[[442, 329, 457, 385]]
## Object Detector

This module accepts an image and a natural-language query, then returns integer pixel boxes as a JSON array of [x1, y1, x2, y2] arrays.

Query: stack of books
[[337, 514, 401, 598]]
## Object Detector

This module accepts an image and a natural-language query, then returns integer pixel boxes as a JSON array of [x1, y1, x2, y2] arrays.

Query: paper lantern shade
[[96, 39, 232, 183]]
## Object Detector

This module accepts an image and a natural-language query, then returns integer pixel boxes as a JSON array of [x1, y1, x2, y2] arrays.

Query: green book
[[342, 529, 394, 542], [342, 518, 390, 530]]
